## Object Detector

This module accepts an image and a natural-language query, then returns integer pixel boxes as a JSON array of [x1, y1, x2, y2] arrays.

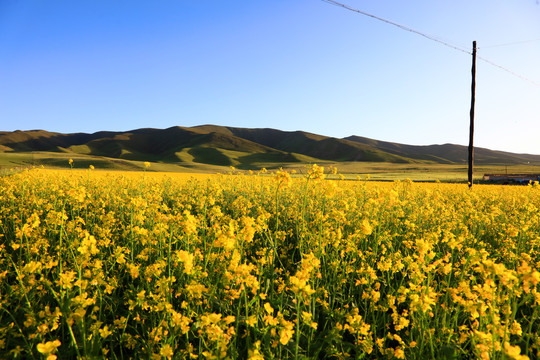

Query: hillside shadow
[[188, 147, 232, 166], [237, 152, 300, 164]]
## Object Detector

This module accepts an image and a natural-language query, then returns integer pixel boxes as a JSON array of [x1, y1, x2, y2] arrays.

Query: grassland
[[3, 126, 540, 177], [3, 150, 540, 183], [0, 167, 539, 359]]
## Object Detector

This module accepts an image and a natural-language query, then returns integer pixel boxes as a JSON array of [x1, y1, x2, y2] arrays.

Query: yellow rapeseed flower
[[37, 340, 61, 357], [160, 344, 174, 360]]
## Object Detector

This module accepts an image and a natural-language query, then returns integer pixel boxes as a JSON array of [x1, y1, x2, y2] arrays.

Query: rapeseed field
[[0, 166, 538, 359]]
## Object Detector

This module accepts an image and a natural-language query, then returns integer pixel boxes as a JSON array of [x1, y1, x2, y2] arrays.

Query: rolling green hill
[[344, 135, 540, 165], [1, 125, 540, 171]]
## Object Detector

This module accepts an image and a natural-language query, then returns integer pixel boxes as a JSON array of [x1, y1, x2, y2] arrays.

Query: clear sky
[[1, 0, 539, 154]]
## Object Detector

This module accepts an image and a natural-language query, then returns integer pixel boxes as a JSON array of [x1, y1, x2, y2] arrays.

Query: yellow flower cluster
[[0, 167, 538, 359]]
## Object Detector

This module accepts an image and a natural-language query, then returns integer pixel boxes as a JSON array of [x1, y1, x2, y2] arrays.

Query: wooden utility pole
[[468, 41, 477, 188]]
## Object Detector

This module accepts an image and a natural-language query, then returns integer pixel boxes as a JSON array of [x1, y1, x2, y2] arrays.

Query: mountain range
[[1, 125, 540, 169]]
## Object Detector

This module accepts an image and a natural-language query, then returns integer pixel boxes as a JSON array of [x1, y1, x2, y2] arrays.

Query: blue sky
[[1, 0, 539, 154]]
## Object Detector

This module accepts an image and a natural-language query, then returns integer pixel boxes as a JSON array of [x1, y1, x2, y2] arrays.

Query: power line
[[477, 55, 540, 87], [321, 0, 471, 55], [480, 38, 540, 49], [322, 0, 540, 88]]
